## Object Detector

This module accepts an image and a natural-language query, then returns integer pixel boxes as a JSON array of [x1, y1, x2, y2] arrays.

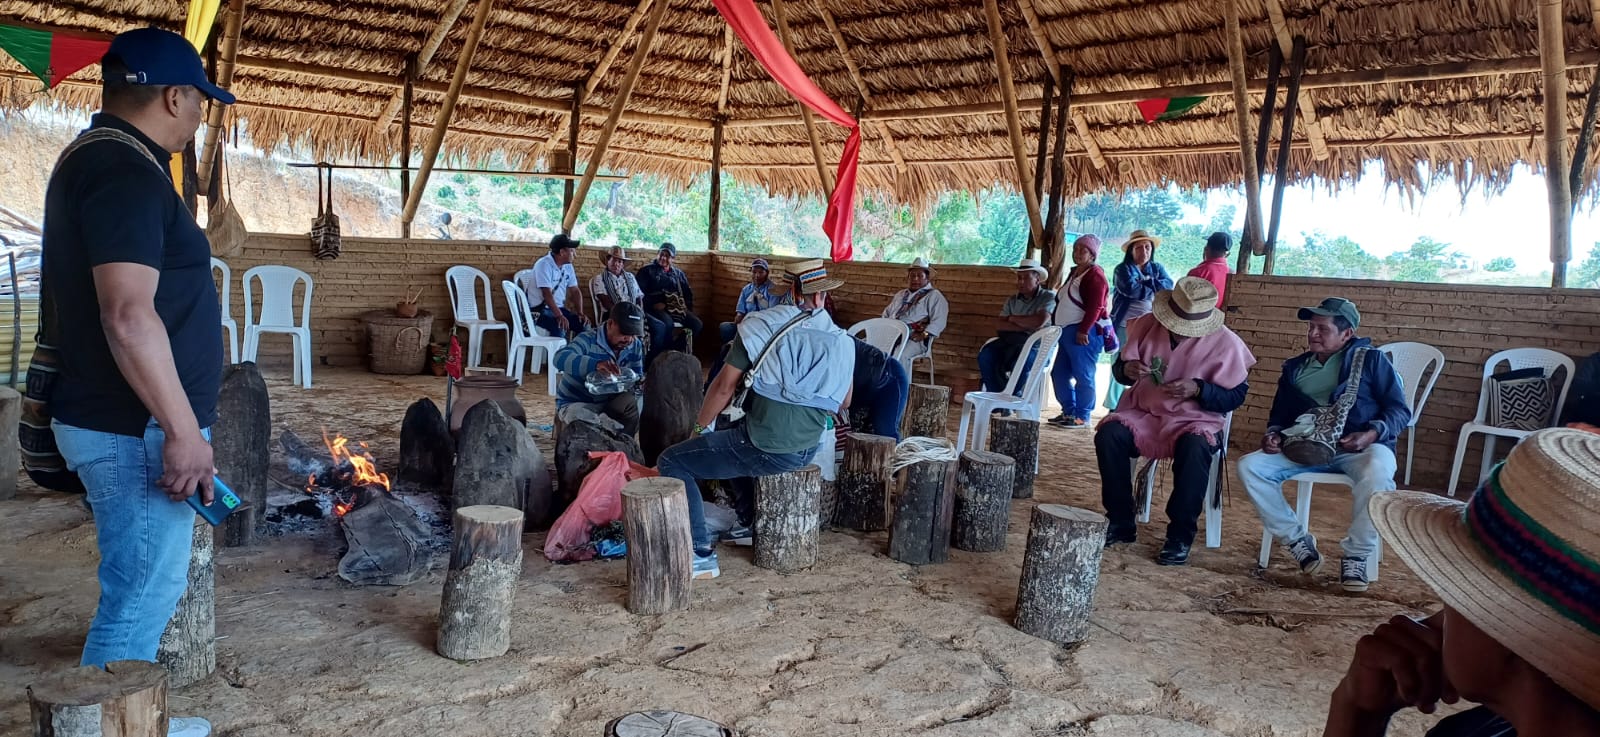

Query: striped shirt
[[552, 329, 645, 409]]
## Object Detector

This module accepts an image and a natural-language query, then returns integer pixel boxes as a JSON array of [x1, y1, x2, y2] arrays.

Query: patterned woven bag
[[310, 163, 341, 260], [1281, 346, 1371, 466], [1488, 367, 1554, 431]]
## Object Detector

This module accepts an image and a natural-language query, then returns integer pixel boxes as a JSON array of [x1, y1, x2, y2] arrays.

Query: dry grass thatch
[[2, 0, 1598, 204]]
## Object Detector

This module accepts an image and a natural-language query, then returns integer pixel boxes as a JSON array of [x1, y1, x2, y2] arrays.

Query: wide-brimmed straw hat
[[1013, 258, 1048, 279], [1121, 229, 1160, 252], [599, 245, 631, 265], [784, 258, 844, 295], [1151, 276, 1225, 338], [1371, 428, 1600, 709]]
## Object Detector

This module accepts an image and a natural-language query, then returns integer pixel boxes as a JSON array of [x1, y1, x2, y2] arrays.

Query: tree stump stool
[[0, 385, 20, 501], [437, 505, 524, 660], [641, 352, 703, 466], [899, 383, 950, 440], [621, 478, 694, 614], [989, 416, 1039, 499], [212, 363, 270, 546], [1013, 504, 1110, 645], [953, 450, 1015, 553], [888, 457, 958, 565], [833, 433, 896, 531], [605, 710, 734, 737], [399, 397, 454, 488], [28, 660, 168, 737], [753, 465, 822, 573], [156, 517, 214, 687]]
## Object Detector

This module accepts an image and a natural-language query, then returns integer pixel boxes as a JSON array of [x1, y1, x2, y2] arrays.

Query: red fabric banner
[[49, 35, 111, 88], [713, 0, 859, 262]]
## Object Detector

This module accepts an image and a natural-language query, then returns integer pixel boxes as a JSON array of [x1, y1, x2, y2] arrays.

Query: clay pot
[[395, 301, 419, 318], [449, 375, 525, 434]]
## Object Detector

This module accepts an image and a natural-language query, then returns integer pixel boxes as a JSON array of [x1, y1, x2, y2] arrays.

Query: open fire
[[304, 430, 392, 516]]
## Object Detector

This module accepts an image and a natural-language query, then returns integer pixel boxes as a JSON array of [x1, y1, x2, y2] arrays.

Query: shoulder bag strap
[[1331, 346, 1371, 427]]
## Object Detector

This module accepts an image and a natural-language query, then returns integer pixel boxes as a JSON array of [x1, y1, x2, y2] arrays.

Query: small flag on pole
[[0, 24, 109, 89], [1134, 96, 1207, 124]]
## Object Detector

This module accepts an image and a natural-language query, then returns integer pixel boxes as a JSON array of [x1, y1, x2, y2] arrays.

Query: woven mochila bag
[[310, 163, 341, 260]]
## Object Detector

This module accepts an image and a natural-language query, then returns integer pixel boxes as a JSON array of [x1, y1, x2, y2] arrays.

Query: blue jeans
[[534, 305, 588, 337], [719, 321, 737, 344], [656, 425, 818, 554], [1236, 445, 1397, 558], [977, 341, 1037, 395], [1052, 331, 1104, 421], [861, 359, 910, 440], [53, 418, 209, 667]]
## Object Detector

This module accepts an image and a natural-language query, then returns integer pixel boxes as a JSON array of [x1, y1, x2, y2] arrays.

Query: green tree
[[1276, 233, 1381, 279], [1571, 245, 1600, 288], [1484, 257, 1516, 273], [1385, 236, 1466, 283]]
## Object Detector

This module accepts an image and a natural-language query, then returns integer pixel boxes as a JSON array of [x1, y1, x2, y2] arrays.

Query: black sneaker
[[720, 524, 754, 547], [1104, 526, 1137, 547], [1047, 414, 1072, 426], [1156, 539, 1191, 566], [1286, 534, 1324, 574], [1340, 557, 1370, 593]]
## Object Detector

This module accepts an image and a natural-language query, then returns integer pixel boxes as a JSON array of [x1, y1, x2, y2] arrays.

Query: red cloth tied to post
[[713, 0, 859, 262]]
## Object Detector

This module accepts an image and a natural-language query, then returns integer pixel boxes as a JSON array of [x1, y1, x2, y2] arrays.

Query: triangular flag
[[0, 24, 109, 89], [48, 34, 110, 88], [1135, 96, 1207, 124]]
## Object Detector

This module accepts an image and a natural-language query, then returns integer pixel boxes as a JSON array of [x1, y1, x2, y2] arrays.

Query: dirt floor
[[0, 365, 1456, 737]]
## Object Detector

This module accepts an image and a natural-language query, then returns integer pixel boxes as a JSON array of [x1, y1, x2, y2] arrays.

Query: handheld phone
[[187, 476, 243, 526]]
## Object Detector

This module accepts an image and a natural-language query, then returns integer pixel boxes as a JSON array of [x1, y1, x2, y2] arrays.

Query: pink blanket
[[1098, 314, 1256, 458]]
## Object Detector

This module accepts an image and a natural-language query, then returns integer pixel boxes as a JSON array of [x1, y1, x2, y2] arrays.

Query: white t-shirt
[[526, 253, 577, 309]]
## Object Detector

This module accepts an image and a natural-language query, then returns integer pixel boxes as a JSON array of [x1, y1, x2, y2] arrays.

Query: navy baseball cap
[[609, 302, 646, 336], [104, 27, 236, 104]]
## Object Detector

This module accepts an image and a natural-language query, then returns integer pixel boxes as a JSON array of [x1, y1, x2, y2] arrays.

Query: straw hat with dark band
[[1151, 276, 1225, 338], [1371, 428, 1600, 708], [1121, 229, 1160, 252], [598, 245, 631, 265], [784, 258, 845, 295]]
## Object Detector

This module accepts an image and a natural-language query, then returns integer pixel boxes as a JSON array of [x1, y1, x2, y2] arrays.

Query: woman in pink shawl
[[1094, 276, 1256, 566]]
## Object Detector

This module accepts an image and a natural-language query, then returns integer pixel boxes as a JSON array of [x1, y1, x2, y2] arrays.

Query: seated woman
[[636, 242, 704, 366], [1324, 427, 1600, 736]]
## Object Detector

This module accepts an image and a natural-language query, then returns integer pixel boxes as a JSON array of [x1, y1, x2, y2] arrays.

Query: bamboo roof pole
[[401, 0, 496, 230], [1070, 114, 1107, 169], [772, 0, 835, 199], [1224, 0, 1265, 272], [1539, 0, 1573, 287], [1018, 0, 1105, 171], [1574, 0, 1600, 201], [399, 54, 415, 237], [196, 0, 244, 188], [983, 0, 1046, 254], [543, 0, 656, 151], [560, 0, 669, 234], [373, 0, 470, 125], [1263, 0, 1329, 161], [717, 24, 734, 113], [710, 25, 732, 252], [816, 1, 909, 194]]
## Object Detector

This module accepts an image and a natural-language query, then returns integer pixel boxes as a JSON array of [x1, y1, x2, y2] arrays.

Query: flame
[[322, 429, 391, 491]]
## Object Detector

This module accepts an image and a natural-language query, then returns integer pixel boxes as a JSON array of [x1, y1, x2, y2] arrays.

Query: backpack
[[1559, 351, 1600, 426]]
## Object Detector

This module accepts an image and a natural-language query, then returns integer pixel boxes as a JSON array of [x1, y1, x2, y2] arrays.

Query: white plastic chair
[[1134, 412, 1231, 549], [446, 265, 509, 370], [1257, 472, 1383, 582], [1445, 347, 1575, 496], [957, 327, 1064, 454], [241, 265, 313, 388], [910, 335, 936, 384], [1377, 341, 1445, 485], [848, 317, 911, 361], [502, 280, 566, 395], [211, 257, 238, 364]]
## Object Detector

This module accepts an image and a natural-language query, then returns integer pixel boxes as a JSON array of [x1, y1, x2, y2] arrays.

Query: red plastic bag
[[543, 451, 657, 562]]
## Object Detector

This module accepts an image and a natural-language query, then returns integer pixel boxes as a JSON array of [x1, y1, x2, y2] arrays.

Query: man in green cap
[[1237, 297, 1411, 593]]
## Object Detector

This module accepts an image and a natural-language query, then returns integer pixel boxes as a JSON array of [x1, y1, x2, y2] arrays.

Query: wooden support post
[[888, 456, 958, 565], [621, 478, 694, 613], [900, 384, 951, 440], [772, 0, 834, 198], [196, 0, 243, 189], [437, 505, 524, 660], [835, 433, 896, 531], [1264, 36, 1308, 276], [708, 118, 724, 251], [1029, 73, 1054, 259], [1263, 0, 1330, 160], [0, 386, 18, 500], [1013, 505, 1109, 645], [1225, 0, 1266, 271], [214, 363, 270, 547], [983, 0, 1046, 251], [1540, 0, 1573, 287], [561, 0, 668, 234], [156, 519, 214, 687], [754, 465, 823, 573], [1254, 44, 1283, 178], [641, 352, 703, 466], [399, 53, 415, 238], [400, 0, 496, 233], [989, 416, 1039, 499], [1570, 74, 1600, 201], [399, 397, 454, 488], [1043, 74, 1073, 287], [28, 661, 168, 737], [953, 450, 1015, 553]]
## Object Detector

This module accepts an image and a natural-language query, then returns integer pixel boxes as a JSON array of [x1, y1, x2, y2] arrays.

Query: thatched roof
[[3, 0, 1598, 203]]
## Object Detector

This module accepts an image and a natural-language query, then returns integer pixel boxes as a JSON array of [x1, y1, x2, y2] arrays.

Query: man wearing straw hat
[[589, 246, 647, 323], [976, 258, 1057, 395], [1096, 277, 1254, 566], [1323, 428, 1600, 736], [657, 258, 854, 580], [881, 257, 950, 369]]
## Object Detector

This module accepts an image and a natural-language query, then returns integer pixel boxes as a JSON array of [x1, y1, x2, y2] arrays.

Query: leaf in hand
[[1148, 356, 1166, 385]]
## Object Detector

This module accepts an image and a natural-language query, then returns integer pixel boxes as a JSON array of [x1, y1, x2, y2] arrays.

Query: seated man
[[656, 259, 853, 580], [589, 246, 652, 329], [522, 233, 589, 337], [636, 242, 704, 366], [1097, 277, 1254, 566], [976, 258, 1057, 394], [881, 257, 949, 369], [848, 336, 911, 441], [719, 258, 788, 343], [1237, 297, 1409, 593], [551, 302, 646, 436], [1323, 428, 1599, 736]]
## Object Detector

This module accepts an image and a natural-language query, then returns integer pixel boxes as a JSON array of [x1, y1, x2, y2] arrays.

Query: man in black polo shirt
[[43, 29, 232, 729]]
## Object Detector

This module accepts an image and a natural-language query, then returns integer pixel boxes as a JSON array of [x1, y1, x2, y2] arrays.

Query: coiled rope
[[889, 436, 958, 473]]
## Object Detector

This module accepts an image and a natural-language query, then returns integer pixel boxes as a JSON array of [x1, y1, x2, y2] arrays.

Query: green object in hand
[[1148, 356, 1166, 385]]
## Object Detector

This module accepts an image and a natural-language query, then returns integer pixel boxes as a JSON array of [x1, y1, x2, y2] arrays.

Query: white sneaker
[[168, 717, 212, 737], [692, 552, 721, 580]]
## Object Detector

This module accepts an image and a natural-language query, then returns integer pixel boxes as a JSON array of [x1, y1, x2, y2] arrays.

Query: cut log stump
[[453, 401, 549, 521], [900, 383, 951, 440], [989, 416, 1039, 499], [212, 363, 270, 547], [605, 710, 734, 737], [156, 518, 214, 688], [833, 433, 896, 531], [0, 385, 19, 501], [640, 352, 703, 466], [621, 478, 694, 614], [1013, 504, 1110, 645], [437, 505, 524, 660], [888, 457, 958, 565], [754, 465, 822, 573], [399, 397, 454, 488], [953, 450, 1015, 553], [28, 660, 168, 737]]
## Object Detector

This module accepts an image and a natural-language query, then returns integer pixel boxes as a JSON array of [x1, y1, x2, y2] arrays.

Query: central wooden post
[[1540, 0, 1573, 287], [708, 117, 724, 251], [563, 80, 582, 215], [399, 52, 415, 238], [400, 0, 497, 233]]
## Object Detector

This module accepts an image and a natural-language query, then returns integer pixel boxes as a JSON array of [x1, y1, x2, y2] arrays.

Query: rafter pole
[[563, 81, 581, 212], [1263, 0, 1329, 160], [401, 0, 496, 230], [1540, 0, 1573, 287], [983, 0, 1046, 252], [374, 0, 470, 125], [709, 118, 725, 251], [560, 0, 669, 234], [1264, 36, 1307, 275], [196, 0, 244, 188], [1070, 113, 1107, 170], [1225, 0, 1265, 272], [772, 0, 835, 198], [816, 0, 909, 191], [1017, 0, 1106, 175], [400, 53, 416, 238], [718, 24, 734, 114], [544, 0, 656, 151]]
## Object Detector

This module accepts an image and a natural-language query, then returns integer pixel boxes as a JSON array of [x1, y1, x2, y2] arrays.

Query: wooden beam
[[817, 0, 908, 180], [560, 0, 669, 234], [1540, 0, 1572, 287], [374, 0, 470, 126], [772, 0, 835, 199], [1015, 0, 1061, 83], [401, 0, 496, 230], [983, 0, 1046, 252], [1043, 74, 1072, 287], [1070, 113, 1107, 170], [709, 118, 724, 251], [544, 0, 656, 151], [1264, 37, 1308, 275], [563, 81, 581, 213], [197, 0, 244, 188], [1225, 0, 1265, 271], [1263, 0, 1330, 160], [717, 24, 734, 114], [399, 53, 415, 238]]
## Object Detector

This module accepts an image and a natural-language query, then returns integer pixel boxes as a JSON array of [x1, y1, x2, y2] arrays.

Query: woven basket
[[363, 310, 433, 375]]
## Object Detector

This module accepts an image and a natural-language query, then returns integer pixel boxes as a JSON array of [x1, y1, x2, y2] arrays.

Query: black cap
[[1206, 231, 1233, 252], [609, 302, 645, 336], [659, 242, 677, 258], [1297, 297, 1361, 329], [550, 233, 580, 253]]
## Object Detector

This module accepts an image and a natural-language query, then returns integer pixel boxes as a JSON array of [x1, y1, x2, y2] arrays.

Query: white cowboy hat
[[908, 257, 933, 273], [1150, 276, 1225, 338], [1013, 258, 1048, 279]]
